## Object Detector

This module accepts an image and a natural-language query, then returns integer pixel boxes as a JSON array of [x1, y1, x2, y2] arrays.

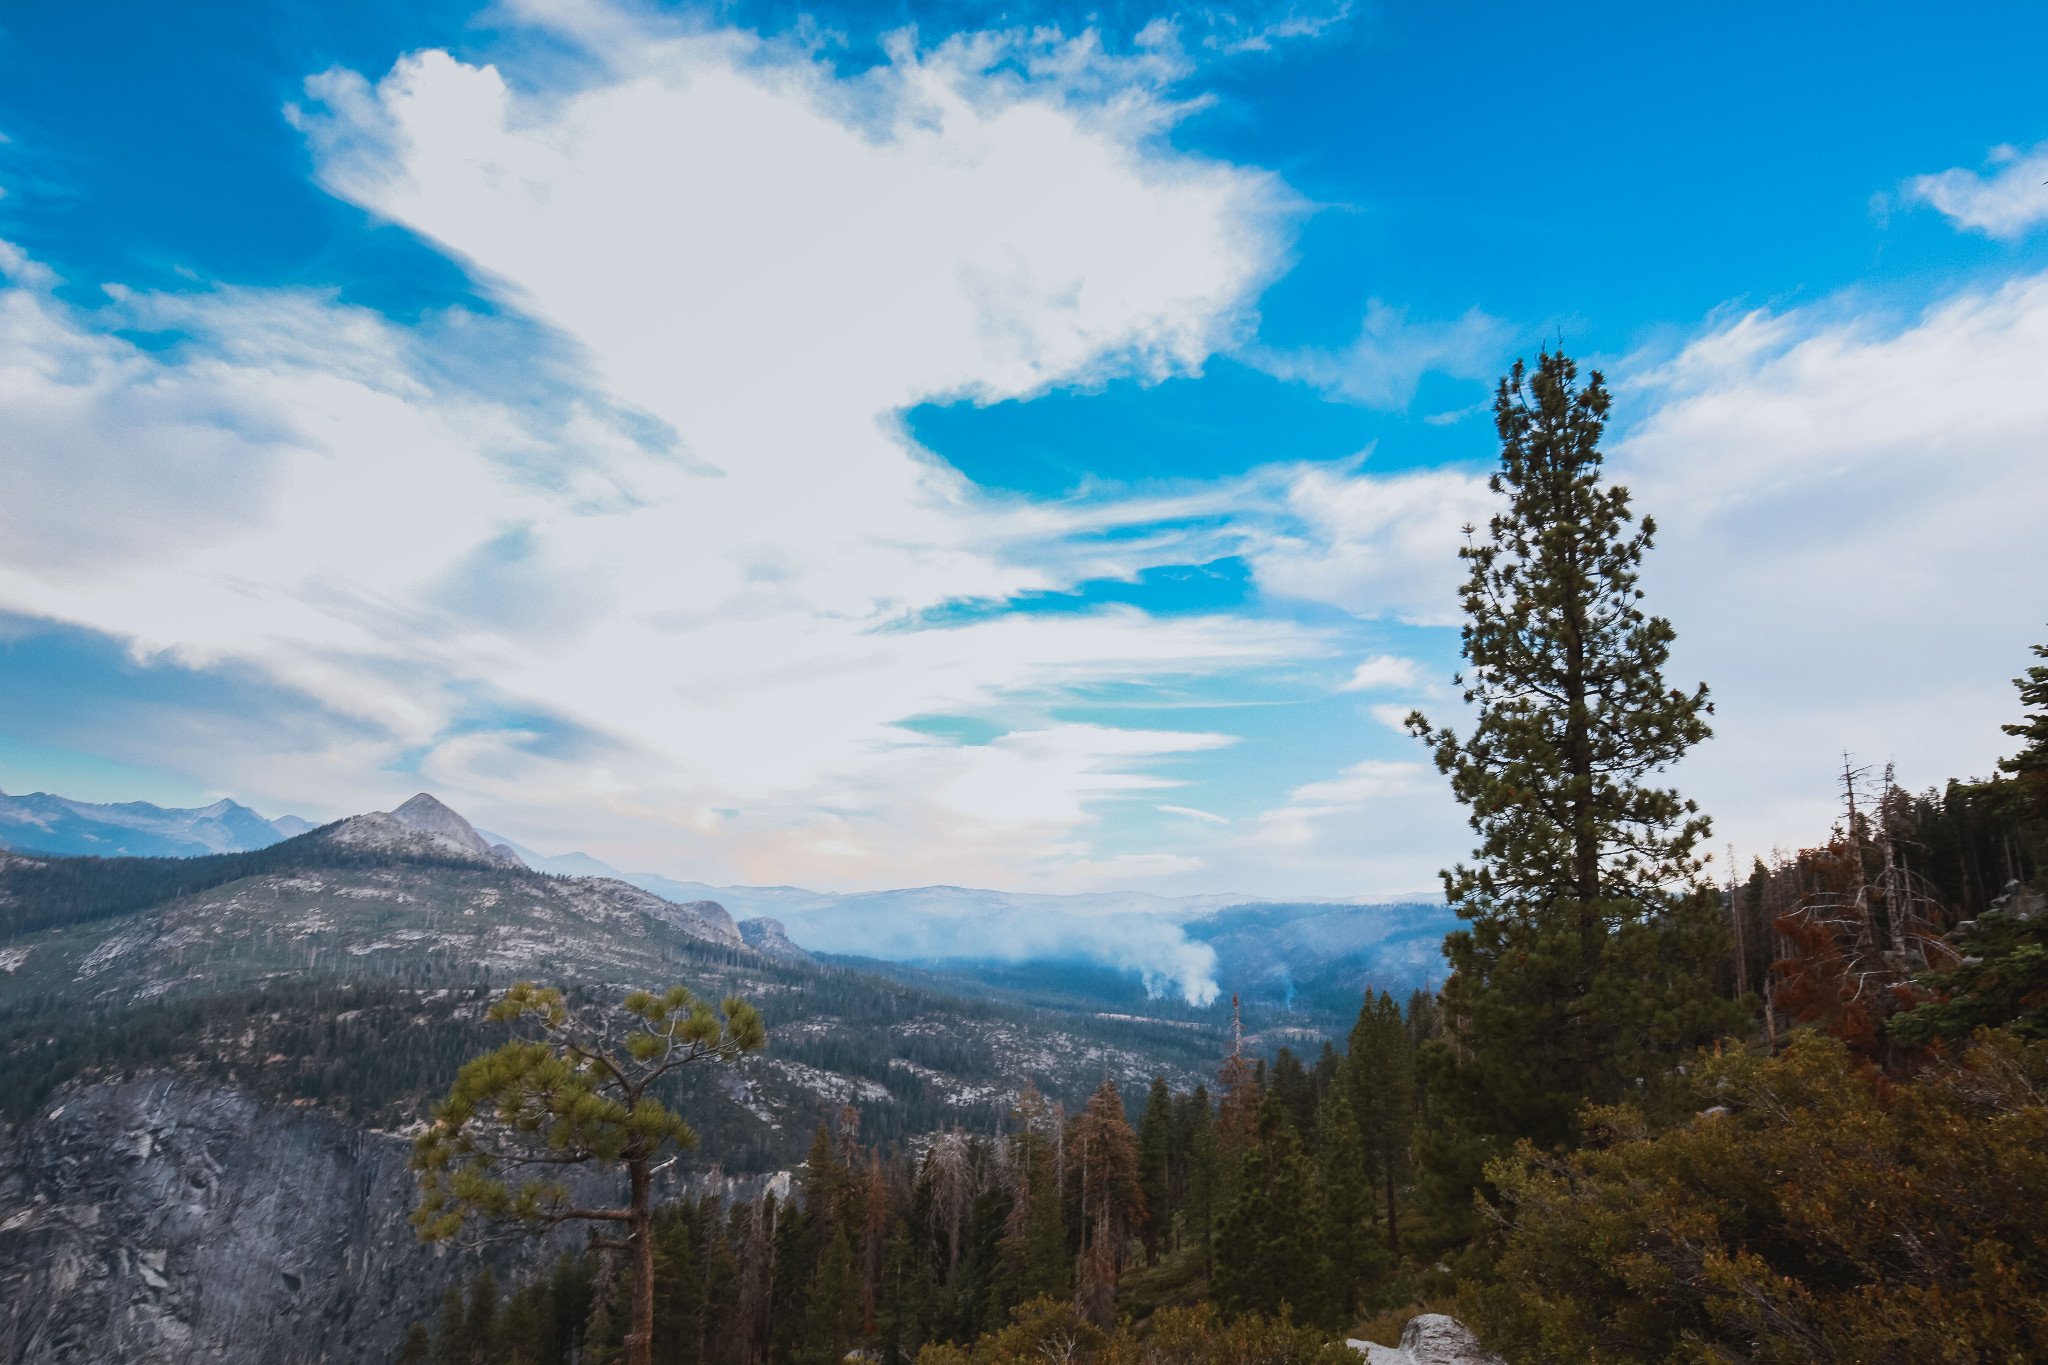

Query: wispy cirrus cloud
[[1248, 298, 1513, 409]]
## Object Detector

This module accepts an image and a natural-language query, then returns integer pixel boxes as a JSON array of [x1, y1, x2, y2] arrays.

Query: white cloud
[[1338, 653, 1422, 692], [1367, 703, 1415, 732], [1249, 299, 1512, 408], [1157, 802, 1230, 823], [1204, 758, 1459, 896], [0, 6, 1311, 891], [1209, 267, 2048, 890], [1903, 141, 2048, 239], [1612, 271, 2048, 858], [1243, 462, 1498, 624], [1199, 2, 1354, 54]]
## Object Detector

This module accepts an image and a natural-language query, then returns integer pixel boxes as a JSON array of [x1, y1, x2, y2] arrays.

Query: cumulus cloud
[[1613, 271, 2048, 857], [1903, 141, 2048, 239], [1338, 653, 1423, 692], [1242, 462, 1498, 625], [1198, 269, 2048, 890], [0, 5, 1312, 892]]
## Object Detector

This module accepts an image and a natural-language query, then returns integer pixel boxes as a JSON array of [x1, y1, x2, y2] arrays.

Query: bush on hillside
[[1466, 1030, 2048, 1364]]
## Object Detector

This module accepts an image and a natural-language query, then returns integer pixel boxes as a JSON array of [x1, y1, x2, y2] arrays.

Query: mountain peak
[[389, 792, 481, 848], [326, 793, 524, 868]]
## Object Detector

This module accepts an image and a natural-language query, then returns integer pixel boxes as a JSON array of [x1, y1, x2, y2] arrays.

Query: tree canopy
[[411, 980, 765, 1365], [1406, 351, 1743, 1224]]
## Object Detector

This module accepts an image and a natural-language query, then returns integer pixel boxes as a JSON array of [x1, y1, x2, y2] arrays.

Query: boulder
[[1347, 1314, 1505, 1365]]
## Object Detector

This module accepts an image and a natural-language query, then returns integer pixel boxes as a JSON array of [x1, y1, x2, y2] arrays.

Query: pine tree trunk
[[627, 1155, 654, 1365]]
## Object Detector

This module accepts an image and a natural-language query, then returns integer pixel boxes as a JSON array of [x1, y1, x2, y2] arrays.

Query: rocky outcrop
[[0, 1076, 646, 1364], [738, 916, 813, 963], [325, 793, 526, 870], [1348, 1315, 1506, 1365], [603, 889, 742, 950]]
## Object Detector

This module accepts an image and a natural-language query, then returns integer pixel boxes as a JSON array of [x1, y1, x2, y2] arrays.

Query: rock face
[[737, 915, 813, 962], [1, 1076, 446, 1363], [624, 892, 744, 950], [1348, 1314, 1506, 1365], [0, 1076, 631, 1364], [325, 793, 526, 869]]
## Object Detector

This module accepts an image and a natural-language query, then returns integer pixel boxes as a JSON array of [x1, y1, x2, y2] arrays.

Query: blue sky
[[1, 0, 2045, 895]]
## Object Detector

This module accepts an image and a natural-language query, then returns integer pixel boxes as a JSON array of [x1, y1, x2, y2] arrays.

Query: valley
[[0, 791, 1424, 1363]]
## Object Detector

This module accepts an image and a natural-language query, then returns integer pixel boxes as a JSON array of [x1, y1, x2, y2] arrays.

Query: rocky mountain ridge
[[0, 788, 1380, 1362], [0, 789, 309, 860]]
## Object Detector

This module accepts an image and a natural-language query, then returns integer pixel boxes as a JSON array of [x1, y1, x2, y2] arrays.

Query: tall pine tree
[[1344, 990, 1413, 1255], [1135, 1076, 1174, 1265], [1210, 1091, 1328, 1326], [1405, 351, 1745, 1225], [1315, 1087, 1378, 1324]]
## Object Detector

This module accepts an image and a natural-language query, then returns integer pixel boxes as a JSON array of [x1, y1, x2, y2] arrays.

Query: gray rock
[[326, 794, 526, 870], [0, 1076, 661, 1364], [1347, 1314, 1505, 1365], [738, 916, 813, 962], [1989, 879, 2044, 922]]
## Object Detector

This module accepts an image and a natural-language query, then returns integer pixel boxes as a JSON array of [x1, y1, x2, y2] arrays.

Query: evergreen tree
[[1313, 1042, 1342, 1104], [650, 1205, 704, 1365], [998, 1084, 1068, 1317], [967, 1178, 1023, 1336], [545, 1255, 594, 1365], [497, 1278, 550, 1365], [769, 1192, 816, 1365], [1210, 1092, 1328, 1326], [1404, 351, 1745, 1222], [1135, 1076, 1174, 1265], [1996, 637, 2048, 818], [411, 982, 765, 1365], [434, 1286, 469, 1365], [584, 1262, 630, 1365], [1175, 1085, 1218, 1264], [1314, 1087, 1378, 1323], [1213, 998, 1260, 1228], [1891, 885, 2048, 1043], [1343, 991, 1413, 1255], [462, 1266, 500, 1364], [397, 1321, 433, 1365], [1269, 1048, 1316, 1139], [803, 1227, 863, 1364]]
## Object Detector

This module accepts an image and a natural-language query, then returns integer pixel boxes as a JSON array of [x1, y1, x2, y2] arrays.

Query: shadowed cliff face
[[0, 1076, 609, 1365]]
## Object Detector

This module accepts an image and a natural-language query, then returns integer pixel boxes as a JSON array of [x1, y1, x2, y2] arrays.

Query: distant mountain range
[[0, 787, 311, 858], [0, 783, 1453, 1003], [480, 830, 1452, 1007]]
